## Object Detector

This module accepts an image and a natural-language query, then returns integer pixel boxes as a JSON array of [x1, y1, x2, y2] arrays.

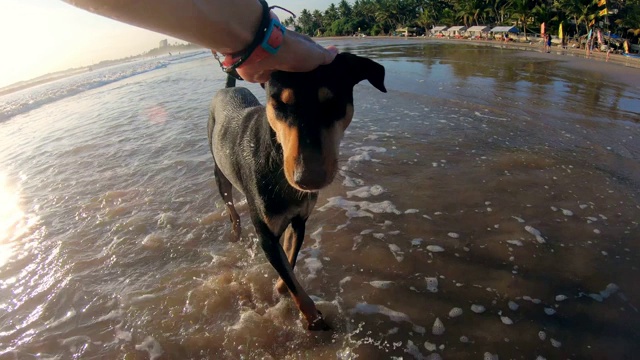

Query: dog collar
[[215, 0, 290, 80]]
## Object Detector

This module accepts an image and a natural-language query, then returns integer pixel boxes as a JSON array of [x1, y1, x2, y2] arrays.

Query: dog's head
[[265, 53, 386, 192]]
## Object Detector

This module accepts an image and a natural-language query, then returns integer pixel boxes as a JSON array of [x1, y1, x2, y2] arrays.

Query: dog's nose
[[293, 155, 328, 190]]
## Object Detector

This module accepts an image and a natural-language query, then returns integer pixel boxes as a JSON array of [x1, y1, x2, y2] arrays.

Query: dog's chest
[[260, 196, 317, 235]]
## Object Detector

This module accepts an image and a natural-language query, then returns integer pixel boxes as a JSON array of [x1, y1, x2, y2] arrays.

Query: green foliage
[[290, 0, 640, 39]]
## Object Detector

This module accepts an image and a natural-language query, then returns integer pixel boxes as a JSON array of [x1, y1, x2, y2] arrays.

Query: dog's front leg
[[275, 216, 306, 294], [253, 218, 330, 331]]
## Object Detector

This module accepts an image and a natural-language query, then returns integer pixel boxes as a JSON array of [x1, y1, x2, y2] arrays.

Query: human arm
[[64, 0, 337, 82]]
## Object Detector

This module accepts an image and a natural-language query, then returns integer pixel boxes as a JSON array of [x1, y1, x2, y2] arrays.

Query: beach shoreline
[[318, 35, 640, 66], [315, 36, 640, 89], [3, 37, 638, 97]]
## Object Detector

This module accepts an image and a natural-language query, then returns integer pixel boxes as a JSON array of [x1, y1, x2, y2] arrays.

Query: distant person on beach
[[546, 34, 552, 53], [65, 0, 337, 83]]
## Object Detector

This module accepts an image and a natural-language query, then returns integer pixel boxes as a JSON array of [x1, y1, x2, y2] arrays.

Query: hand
[[236, 31, 339, 83]]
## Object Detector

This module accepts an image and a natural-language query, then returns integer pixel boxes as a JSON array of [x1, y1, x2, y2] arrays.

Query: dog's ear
[[341, 53, 387, 93]]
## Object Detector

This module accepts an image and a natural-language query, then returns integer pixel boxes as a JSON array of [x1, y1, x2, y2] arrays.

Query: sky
[[0, 0, 333, 88]]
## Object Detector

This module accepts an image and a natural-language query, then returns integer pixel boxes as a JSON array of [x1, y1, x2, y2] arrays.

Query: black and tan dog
[[207, 53, 386, 330]]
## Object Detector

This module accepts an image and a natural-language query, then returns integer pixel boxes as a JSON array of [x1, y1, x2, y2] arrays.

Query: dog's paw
[[307, 311, 331, 331], [230, 228, 241, 242], [274, 279, 289, 295], [230, 219, 241, 242]]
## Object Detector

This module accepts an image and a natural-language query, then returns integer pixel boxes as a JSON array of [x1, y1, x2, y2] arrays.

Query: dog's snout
[[293, 154, 328, 190]]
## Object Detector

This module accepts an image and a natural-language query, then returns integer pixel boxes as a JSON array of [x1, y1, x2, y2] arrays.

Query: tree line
[[281, 0, 640, 42]]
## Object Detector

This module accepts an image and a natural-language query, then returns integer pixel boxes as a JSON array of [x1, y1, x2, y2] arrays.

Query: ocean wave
[[0, 59, 171, 122]]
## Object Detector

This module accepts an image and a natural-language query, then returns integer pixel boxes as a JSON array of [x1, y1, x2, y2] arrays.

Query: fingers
[[234, 31, 338, 83], [324, 46, 339, 64]]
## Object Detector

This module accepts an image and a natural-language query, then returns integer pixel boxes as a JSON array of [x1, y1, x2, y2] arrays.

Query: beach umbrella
[[558, 23, 563, 39]]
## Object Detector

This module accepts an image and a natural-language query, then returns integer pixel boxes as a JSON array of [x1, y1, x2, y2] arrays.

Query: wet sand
[[319, 36, 640, 72], [0, 39, 638, 359]]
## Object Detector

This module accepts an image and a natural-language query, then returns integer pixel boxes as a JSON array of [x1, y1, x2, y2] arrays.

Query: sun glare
[[0, 0, 175, 88], [0, 173, 27, 268]]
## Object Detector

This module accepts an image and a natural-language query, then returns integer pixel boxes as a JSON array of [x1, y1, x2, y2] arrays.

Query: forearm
[[64, 0, 262, 53]]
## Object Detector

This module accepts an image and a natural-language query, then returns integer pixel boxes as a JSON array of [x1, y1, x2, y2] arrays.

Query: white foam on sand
[[44, 309, 76, 331], [525, 225, 546, 243], [346, 185, 385, 198], [302, 227, 324, 279], [129, 293, 160, 304], [424, 340, 437, 351], [341, 171, 365, 187], [500, 316, 513, 325], [351, 303, 425, 334], [508, 301, 519, 311], [432, 317, 445, 335], [448, 307, 463, 317], [544, 308, 556, 315], [426, 277, 439, 293], [405, 340, 427, 359], [369, 280, 394, 289], [585, 283, 620, 302], [135, 336, 163, 360], [484, 352, 499, 360], [426, 245, 445, 253], [318, 196, 402, 218], [506, 240, 523, 247], [348, 146, 387, 164], [388, 244, 404, 262], [115, 326, 132, 342], [304, 258, 323, 279], [95, 309, 124, 322]]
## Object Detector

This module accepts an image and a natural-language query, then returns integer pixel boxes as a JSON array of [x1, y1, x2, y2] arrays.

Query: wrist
[[223, 9, 262, 54], [216, 1, 285, 78]]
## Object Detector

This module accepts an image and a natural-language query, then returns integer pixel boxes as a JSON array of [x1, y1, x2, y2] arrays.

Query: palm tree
[[555, 0, 596, 36], [416, 8, 436, 33], [487, 0, 511, 24], [338, 0, 352, 19], [440, 8, 459, 26], [456, 0, 485, 27], [615, 2, 640, 41], [532, 2, 558, 32], [297, 9, 314, 35], [510, 0, 534, 39]]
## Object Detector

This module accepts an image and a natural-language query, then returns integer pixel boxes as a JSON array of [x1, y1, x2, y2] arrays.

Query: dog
[[207, 53, 386, 330]]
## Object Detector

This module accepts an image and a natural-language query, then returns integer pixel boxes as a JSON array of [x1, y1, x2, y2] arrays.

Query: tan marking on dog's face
[[267, 99, 300, 189], [318, 87, 333, 102], [319, 104, 354, 182], [280, 88, 295, 105], [340, 104, 354, 130]]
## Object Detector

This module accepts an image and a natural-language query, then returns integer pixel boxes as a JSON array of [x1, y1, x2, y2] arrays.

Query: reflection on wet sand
[[304, 90, 639, 358]]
